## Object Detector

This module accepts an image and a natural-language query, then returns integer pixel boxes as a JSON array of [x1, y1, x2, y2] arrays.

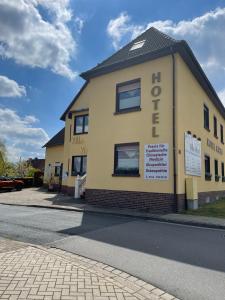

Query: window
[[214, 116, 218, 138], [204, 105, 209, 130], [116, 79, 141, 113], [205, 155, 211, 180], [215, 159, 219, 181], [130, 40, 145, 51], [74, 115, 88, 134], [221, 162, 225, 181], [220, 124, 224, 143], [54, 164, 61, 177], [113, 143, 139, 176], [71, 156, 87, 176]]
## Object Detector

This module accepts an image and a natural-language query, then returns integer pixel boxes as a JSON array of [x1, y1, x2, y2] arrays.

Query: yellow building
[[43, 128, 64, 190], [44, 27, 225, 213]]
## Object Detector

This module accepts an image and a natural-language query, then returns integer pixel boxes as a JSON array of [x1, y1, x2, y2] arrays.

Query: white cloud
[[0, 0, 82, 79], [106, 12, 144, 49], [33, 0, 72, 23], [23, 115, 39, 124], [74, 17, 84, 34], [0, 108, 49, 161], [145, 8, 225, 73], [106, 8, 225, 102], [0, 75, 26, 98], [107, 12, 131, 49]]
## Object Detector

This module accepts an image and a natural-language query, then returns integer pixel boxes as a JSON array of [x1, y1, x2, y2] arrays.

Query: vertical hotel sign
[[144, 144, 169, 180], [185, 133, 201, 176], [151, 72, 161, 137], [146, 72, 169, 180]]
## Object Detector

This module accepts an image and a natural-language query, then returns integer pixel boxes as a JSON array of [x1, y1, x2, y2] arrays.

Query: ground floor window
[[71, 156, 87, 176], [54, 166, 61, 177], [215, 159, 219, 181], [205, 155, 211, 181], [113, 143, 139, 176], [222, 162, 225, 181]]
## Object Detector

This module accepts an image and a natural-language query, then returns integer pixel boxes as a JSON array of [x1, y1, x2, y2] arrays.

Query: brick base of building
[[55, 185, 225, 213], [177, 194, 186, 211], [85, 189, 186, 214]]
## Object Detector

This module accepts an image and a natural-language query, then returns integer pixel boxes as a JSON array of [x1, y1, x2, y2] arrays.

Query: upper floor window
[[205, 155, 211, 181], [113, 143, 139, 176], [71, 156, 87, 176], [214, 116, 218, 138], [116, 79, 141, 113], [74, 115, 88, 135], [220, 124, 224, 144], [204, 104, 209, 130]]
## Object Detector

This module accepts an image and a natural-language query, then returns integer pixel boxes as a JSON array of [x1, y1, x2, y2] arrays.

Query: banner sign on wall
[[185, 132, 201, 176], [144, 144, 169, 180]]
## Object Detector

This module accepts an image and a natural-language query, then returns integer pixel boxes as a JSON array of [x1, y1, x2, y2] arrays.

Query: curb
[[0, 202, 83, 213], [152, 216, 225, 230], [1, 201, 225, 231]]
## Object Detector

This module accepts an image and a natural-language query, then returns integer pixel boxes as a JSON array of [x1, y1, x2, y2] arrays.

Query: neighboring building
[[44, 27, 225, 213], [43, 128, 64, 189], [27, 157, 45, 172]]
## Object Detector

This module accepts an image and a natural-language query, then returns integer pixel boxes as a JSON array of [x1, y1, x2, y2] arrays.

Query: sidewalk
[[0, 238, 178, 300], [0, 188, 225, 230]]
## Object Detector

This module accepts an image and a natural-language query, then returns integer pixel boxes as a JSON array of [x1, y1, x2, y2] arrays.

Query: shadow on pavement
[[38, 187, 85, 206], [57, 210, 225, 274]]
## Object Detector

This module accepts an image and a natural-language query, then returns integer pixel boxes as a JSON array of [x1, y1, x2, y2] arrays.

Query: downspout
[[171, 48, 177, 209]]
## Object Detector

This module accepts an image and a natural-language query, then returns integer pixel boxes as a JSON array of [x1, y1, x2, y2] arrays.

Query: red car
[[0, 177, 24, 191]]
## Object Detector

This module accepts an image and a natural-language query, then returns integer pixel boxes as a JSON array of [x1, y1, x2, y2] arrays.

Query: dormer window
[[130, 40, 145, 51]]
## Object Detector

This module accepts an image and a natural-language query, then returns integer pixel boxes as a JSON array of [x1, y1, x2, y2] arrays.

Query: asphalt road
[[0, 204, 225, 300]]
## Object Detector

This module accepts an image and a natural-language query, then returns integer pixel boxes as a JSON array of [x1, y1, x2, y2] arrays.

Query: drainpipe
[[171, 48, 177, 209]]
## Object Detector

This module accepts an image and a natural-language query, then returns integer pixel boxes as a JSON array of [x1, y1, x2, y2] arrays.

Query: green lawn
[[185, 198, 225, 218]]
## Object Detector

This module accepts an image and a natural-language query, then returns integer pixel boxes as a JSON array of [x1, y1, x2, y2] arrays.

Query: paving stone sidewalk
[[0, 188, 85, 211], [0, 239, 178, 300]]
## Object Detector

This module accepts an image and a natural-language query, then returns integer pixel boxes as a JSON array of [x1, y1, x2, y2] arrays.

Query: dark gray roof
[[81, 27, 179, 80], [61, 28, 178, 121], [43, 128, 65, 148], [62, 26, 225, 120]]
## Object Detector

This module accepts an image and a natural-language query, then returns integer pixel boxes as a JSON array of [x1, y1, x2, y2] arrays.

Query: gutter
[[171, 48, 177, 208]]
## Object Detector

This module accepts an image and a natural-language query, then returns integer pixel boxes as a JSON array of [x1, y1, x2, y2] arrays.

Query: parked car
[[0, 177, 24, 191], [14, 177, 34, 188]]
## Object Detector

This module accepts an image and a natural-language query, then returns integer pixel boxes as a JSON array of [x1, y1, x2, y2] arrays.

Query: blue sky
[[1, 0, 225, 161]]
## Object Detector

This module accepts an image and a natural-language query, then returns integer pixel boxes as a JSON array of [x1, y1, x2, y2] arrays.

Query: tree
[[15, 159, 40, 177], [27, 166, 40, 177], [4, 161, 17, 177], [0, 141, 40, 177]]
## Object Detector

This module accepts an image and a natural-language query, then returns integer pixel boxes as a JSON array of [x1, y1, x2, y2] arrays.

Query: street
[[0, 204, 225, 300]]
